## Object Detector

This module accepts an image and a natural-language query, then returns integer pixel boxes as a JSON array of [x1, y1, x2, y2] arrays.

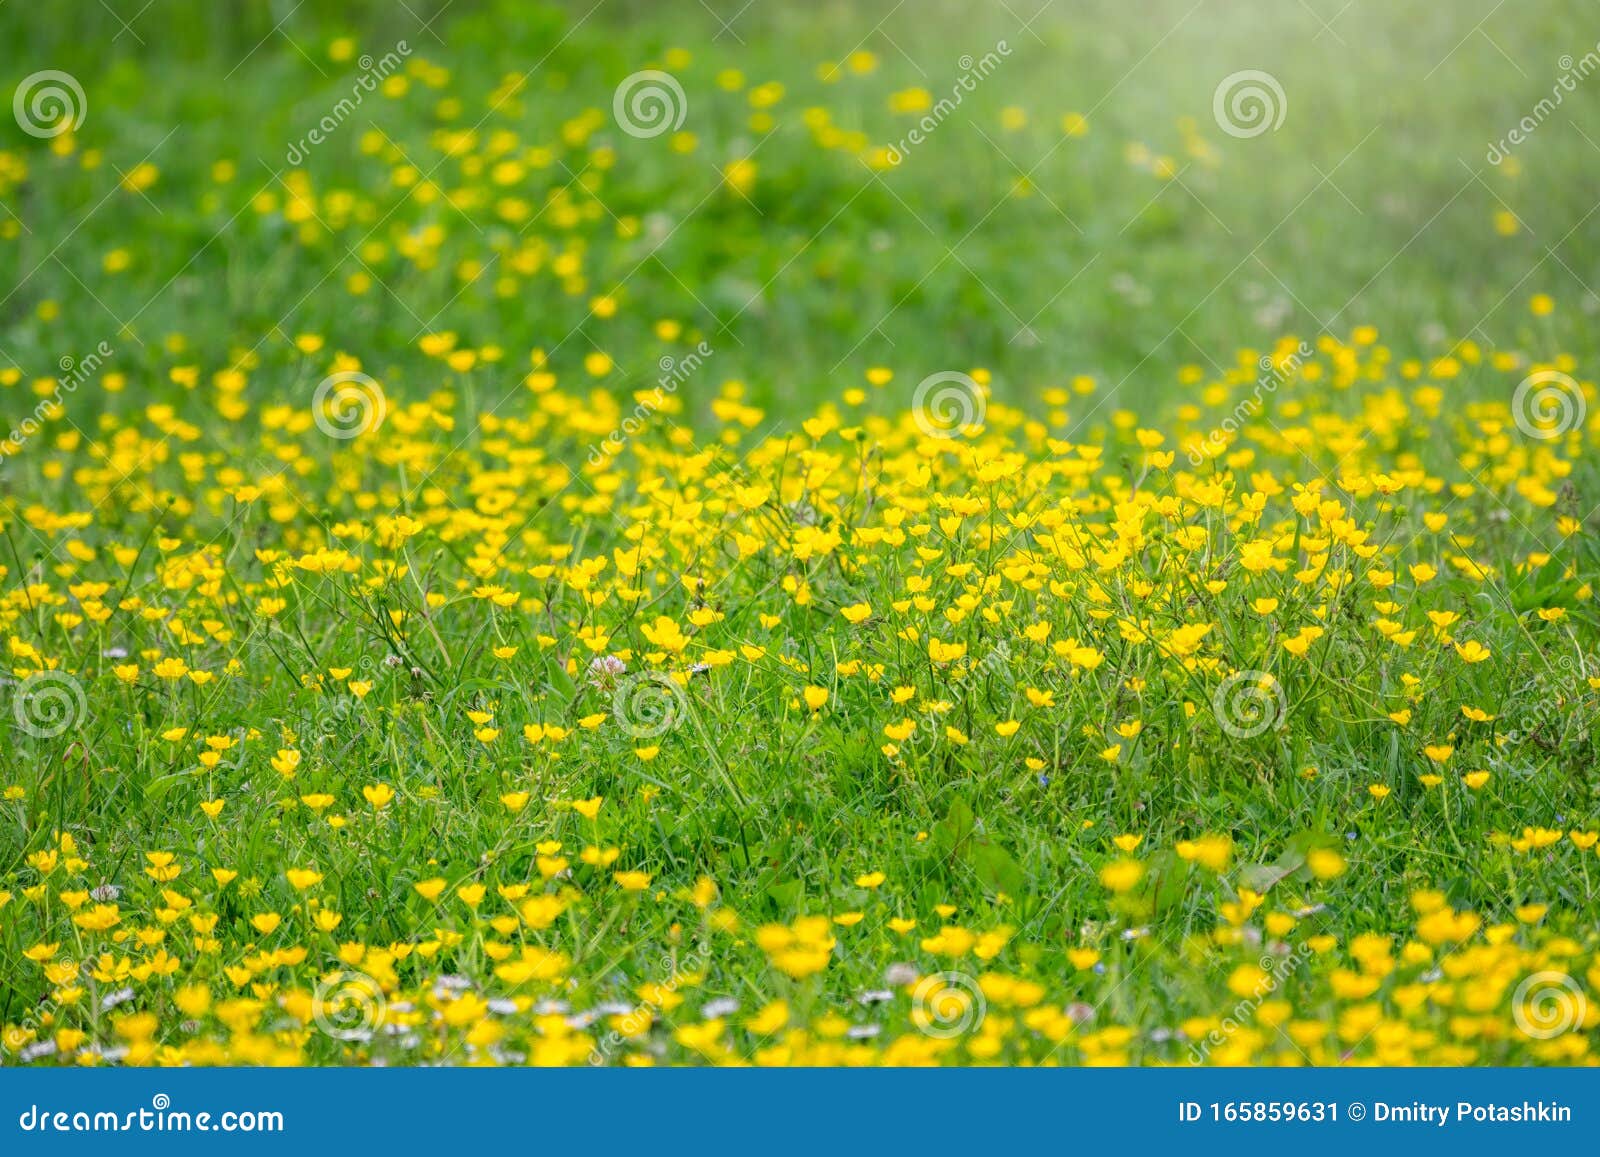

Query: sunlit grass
[[1, 0, 1597, 1066]]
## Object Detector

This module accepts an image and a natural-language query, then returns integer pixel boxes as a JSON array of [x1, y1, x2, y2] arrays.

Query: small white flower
[[884, 962, 919, 986]]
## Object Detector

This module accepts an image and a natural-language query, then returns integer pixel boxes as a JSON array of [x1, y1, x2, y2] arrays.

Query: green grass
[[5, 0, 1599, 406], [0, 0, 1597, 1067]]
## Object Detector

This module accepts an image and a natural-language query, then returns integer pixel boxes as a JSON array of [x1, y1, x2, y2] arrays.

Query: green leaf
[[143, 768, 198, 802], [932, 798, 975, 856], [1144, 849, 1190, 910], [966, 839, 1025, 898]]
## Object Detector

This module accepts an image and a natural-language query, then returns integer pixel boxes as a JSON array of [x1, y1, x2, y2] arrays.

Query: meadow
[[1, 0, 1598, 1066]]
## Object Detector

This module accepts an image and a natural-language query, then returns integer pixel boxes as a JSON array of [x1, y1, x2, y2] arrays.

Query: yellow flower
[[1175, 835, 1232, 871], [1281, 627, 1325, 657], [756, 916, 835, 979], [1306, 848, 1347, 879], [153, 657, 189, 680], [745, 1000, 789, 1035], [1227, 964, 1269, 998], [883, 718, 915, 742], [1098, 859, 1144, 893]]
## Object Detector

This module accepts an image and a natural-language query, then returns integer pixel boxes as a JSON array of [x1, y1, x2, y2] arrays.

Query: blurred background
[[1, 0, 1596, 416]]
